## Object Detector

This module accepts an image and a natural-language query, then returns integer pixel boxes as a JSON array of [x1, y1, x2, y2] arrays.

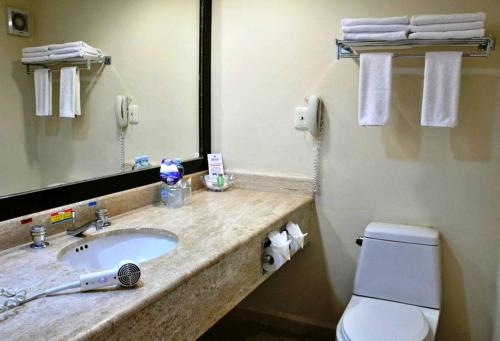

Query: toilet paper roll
[[286, 222, 308, 252], [289, 237, 301, 257], [268, 230, 291, 260], [262, 246, 288, 273]]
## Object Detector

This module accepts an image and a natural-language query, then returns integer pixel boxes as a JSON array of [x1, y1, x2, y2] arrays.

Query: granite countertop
[[0, 189, 312, 340]]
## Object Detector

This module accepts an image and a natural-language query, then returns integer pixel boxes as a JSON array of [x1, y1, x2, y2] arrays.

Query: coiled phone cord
[[312, 117, 324, 195]]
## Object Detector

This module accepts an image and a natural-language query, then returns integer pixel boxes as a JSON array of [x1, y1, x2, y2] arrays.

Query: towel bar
[[23, 56, 112, 75], [336, 36, 495, 59]]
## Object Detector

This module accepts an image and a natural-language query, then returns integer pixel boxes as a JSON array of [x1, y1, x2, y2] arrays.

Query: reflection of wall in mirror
[[0, 0, 199, 197]]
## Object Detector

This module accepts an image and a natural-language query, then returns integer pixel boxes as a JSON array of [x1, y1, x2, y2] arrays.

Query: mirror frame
[[0, 0, 212, 221]]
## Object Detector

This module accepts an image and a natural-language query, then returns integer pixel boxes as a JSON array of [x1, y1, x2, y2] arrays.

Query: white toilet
[[336, 222, 441, 341]]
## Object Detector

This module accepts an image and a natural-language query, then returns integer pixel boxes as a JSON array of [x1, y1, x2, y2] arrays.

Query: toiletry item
[[216, 173, 225, 188], [262, 245, 288, 273], [358, 53, 394, 126], [34, 69, 52, 116], [341, 16, 410, 27], [182, 178, 192, 205], [160, 182, 168, 205], [268, 230, 291, 261], [160, 159, 180, 185], [208, 153, 224, 181], [286, 222, 308, 257], [133, 155, 151, 170], [409, 12, 486, 26], [141, 155, 150, 168], [174, 158, 184, 179], [59, 66, 81, 118], [262, 230, 291, 273], [343, 31, 408, 40], [166, 183, 183, 209], [133, 156, 142, 170], [409, 29, 484, 39], [201, 174, 235, 192], [421, 52, 462, 127]]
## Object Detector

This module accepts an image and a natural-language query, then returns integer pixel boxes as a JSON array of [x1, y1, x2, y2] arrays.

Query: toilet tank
[[353, 222, 441, 309]]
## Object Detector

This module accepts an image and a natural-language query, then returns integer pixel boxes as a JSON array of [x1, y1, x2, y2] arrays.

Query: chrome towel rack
[[335, 36, 495, 59], [22, 56, 112, 75]]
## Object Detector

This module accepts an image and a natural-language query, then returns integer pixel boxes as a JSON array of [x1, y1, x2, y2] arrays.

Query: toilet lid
[[342, 299, 430, 341]]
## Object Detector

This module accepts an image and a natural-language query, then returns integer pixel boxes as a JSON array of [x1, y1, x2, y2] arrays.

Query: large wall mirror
[[0, 0, 211, 220]]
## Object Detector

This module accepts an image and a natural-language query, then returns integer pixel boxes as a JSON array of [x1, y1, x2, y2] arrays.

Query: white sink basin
[[58, 229, 178, 271]]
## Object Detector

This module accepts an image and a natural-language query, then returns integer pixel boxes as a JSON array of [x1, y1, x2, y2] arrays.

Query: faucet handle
[[95, 208, 111, 227], [30, 225, 49, 249]]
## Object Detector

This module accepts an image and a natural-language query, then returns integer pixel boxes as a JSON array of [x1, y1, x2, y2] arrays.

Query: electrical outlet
[[129, 104, 140, 124], [294, 107, 308, 130]]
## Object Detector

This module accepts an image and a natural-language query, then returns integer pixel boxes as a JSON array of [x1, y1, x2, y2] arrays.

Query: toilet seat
[[340, 298, 431, 341]]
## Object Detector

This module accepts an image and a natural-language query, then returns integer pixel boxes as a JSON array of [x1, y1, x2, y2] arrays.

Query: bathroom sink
[[58, 229, 178, 271]]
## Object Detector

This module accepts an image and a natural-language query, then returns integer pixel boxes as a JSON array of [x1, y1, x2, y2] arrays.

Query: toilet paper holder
[[261, 224, 308, 275]]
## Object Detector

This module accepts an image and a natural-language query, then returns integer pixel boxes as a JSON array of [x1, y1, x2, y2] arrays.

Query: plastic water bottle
[[174, 158, 184, 179], [161, 159, 180, 185]]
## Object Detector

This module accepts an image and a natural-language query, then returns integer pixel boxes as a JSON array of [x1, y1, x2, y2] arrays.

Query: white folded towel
[[22, 51, 51, 58], [342, 24, 410, 33], [49, 46, 102, 56], [421, 52, 462, 127], [34, 69, 52, 117], [21, 56, 50, 63], [343, 31, 408, 41], [410, 12, 486, 26], [358, 53, 393, 126], [409, 29, 485, 40], [48, 41, 94, 50], [342, 16, 409, 26], [49, 52, 102, 61], [22, 45, 49, 53], [59, 67, 81, 118], [410, 21, 484, 32]]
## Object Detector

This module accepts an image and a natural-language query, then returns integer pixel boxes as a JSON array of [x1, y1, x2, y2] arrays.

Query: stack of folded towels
[[341, 16, 410, 41], [21, 41, 103, 63], [409, 12, 486, 39]]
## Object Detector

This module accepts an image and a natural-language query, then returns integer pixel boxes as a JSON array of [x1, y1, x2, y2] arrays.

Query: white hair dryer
[[19, 263, 141, 306]]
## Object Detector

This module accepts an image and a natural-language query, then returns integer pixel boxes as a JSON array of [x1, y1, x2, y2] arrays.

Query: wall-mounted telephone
[[305, 95, 322, 137], [115, 95, 130, 129], [295, 95, 324, 194]]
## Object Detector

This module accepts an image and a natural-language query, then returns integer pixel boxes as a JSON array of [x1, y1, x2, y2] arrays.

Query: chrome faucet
[[67, 208, 111, 237]]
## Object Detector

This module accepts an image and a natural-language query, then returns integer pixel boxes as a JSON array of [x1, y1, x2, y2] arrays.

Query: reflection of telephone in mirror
[[115, 95, 140, 128]]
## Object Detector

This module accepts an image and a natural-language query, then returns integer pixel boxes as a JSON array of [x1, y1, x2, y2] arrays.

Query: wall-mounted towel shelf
[[335, 36, 495, 59], [22, 56, 112, 75]]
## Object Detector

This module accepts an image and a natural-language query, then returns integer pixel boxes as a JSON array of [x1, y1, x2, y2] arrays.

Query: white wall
[[212, 1, 500, 340]]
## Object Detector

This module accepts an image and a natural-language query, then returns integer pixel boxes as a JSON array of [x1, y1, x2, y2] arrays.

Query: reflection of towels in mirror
[[34, 69, 52, 116], [59, 67, 81, 118]]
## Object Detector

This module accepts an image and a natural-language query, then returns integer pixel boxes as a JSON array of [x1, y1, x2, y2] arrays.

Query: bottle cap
[[175, 158, 182, 164]]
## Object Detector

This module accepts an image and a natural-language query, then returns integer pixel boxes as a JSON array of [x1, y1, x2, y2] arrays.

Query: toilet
[[336, 222, 441, 341]]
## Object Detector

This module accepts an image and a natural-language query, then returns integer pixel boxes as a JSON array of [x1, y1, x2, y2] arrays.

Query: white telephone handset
[[115, 95, 130, 128], [305, 95, 322, 137]]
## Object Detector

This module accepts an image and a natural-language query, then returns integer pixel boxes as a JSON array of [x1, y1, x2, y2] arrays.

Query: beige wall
[[0, 0, 42, 194], [212, 1, 500, 340], [0, 0, 199, 195]]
